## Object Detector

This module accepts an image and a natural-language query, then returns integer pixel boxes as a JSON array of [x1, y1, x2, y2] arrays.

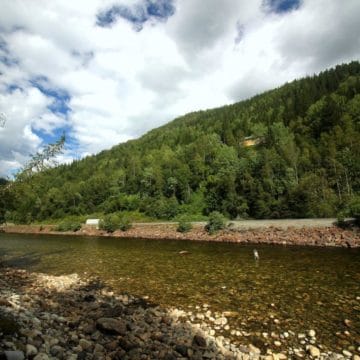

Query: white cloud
[[0, 0, 360, 177], [0, 86, 64, 175]]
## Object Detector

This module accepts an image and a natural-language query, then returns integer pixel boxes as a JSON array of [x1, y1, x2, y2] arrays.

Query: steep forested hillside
[[2, 61, 360, 223]]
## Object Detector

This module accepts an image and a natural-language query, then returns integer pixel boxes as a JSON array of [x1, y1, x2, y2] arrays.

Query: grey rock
[[26, 344, 38, 357], [118, 337, 138, 352], [96, 318, 127, 335], [79, 338, 92, 351], [50, 345, 64, 358], [175, 344, 188, 357], [33, 354, 49, 360], [193, 334, 207, 348], [4, 351, 25, 360], [77, 352, 87, 360]]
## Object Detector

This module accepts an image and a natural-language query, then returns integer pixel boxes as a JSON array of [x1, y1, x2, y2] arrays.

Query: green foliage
[[144, 196, 179, 220], [176, 218, 193, 233], [54, 221, 82, 232], [205, 211, 226, 234], [3, 62, 360, 223], [99, 214, 120, 233]]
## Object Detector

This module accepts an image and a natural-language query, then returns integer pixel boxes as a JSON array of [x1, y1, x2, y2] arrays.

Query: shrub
[[177, 220, 192, 233], [99, 214, 119, 233], [349, 197, 360, 226], [119, 217, 132, 231], [55, 222, 81, 232], [336, 211, 347, 228], [205, 211, 226, 234]]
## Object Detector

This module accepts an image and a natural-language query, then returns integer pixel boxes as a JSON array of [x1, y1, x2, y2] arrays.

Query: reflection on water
[[0, 233, 359, 352]]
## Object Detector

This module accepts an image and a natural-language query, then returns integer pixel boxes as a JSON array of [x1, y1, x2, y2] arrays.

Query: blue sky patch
[[263, 0, 301, 14], [29, 76, 71, 116], [0, 37, 18, 67], [32, 125, 69, 144], [96, 0, 175, 30], [6, 84, 22, 93], [234, 22, 245, 45]]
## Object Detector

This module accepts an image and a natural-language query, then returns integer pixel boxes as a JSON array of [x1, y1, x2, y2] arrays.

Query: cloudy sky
[[0, 0, 359, 177]]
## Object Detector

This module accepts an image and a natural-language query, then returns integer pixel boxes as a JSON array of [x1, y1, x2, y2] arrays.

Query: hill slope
[[2, 61, 360, 223]]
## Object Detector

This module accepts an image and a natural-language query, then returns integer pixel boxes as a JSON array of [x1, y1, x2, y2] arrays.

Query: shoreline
[[1, 222, 359, 248], [1, 266, 358, 360]]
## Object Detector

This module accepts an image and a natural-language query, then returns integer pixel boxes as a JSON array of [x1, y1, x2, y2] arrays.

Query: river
[[0, 233, 359, 354]]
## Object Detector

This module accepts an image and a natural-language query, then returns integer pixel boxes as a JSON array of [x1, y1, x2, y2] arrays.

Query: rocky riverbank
[[2, 223, 360, 248], [1, 266, 359, 360]]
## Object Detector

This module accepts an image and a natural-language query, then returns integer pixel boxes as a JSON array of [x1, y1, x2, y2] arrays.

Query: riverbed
[[0, 233, 359, 355]]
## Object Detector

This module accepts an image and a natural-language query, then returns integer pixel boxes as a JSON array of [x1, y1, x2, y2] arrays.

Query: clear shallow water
[[0, 233, 359, 352]]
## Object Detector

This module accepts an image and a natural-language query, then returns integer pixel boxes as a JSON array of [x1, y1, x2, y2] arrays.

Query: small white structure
[[253, 249, 259, 261], [86, 219, 100, 229]]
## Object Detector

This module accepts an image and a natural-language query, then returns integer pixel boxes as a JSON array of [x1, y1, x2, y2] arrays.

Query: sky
[[0, 0, 359, 177]]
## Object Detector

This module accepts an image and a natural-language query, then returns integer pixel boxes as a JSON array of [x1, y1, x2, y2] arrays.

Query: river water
[[0, 233, 359, 353]]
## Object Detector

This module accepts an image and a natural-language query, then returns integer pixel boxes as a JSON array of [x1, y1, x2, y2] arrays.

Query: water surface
[[0, 233, 359, 352]]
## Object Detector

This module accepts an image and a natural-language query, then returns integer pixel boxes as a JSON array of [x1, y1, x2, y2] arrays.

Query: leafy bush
[[99, 214, 120, 233], [205, 211, 226, 234], [119, 217, 132, 231], [177, 219, 192, 233], [55, 222, 81, 232]]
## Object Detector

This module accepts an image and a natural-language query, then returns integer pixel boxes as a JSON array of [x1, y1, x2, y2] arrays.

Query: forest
[[1, 61, 360, 224]]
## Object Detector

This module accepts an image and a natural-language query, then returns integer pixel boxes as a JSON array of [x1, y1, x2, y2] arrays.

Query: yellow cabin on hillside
[[241, 136, 262, 147]]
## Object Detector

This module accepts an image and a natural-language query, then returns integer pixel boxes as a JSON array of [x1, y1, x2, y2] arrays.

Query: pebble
[[342, 350, 352, 357], [307, 345, 320, 358], [33, 354, 49, 360], [248, 344, 261, 354], [79, 338, 92, 350], [274, 341, 282, 347], [26, 344, 38, 357], [308, 329, 316, 337]]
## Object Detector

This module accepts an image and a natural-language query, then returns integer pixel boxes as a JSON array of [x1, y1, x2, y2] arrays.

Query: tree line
[[1, 61, 360, 223]]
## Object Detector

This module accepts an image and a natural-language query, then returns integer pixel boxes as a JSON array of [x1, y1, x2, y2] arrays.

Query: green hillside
[[2, 61, 360, 223]]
